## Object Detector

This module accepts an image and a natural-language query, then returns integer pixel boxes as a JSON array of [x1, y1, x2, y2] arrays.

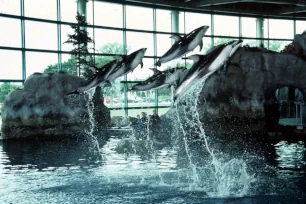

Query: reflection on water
[[274, 141, 306, 170], [0, 137, 305, 203]]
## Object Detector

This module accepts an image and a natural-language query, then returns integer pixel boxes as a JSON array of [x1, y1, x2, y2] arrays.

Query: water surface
[[0, 136, 305, 204]]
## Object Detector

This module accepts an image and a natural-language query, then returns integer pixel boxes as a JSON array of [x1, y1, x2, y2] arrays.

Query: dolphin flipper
[[199, 40, 203, 52], [140, 61, 144, 68]]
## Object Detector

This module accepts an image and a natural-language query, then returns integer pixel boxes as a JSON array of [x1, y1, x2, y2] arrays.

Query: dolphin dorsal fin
[[169, 34, 183, 43], [149, 68, 161, 75]]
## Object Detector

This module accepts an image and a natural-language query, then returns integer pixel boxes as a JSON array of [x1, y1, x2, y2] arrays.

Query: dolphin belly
[[207, 46, 231, 73], [107, 65, 126, 81]]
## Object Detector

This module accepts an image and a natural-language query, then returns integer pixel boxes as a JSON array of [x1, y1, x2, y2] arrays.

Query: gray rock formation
[[1, 72, 91, 140], [91, 86, 111, 131], [200, 47, 306, 126]]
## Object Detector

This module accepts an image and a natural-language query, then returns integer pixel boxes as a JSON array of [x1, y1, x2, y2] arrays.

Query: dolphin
[[130, 67, 189, 91], [67, 59, 119, 95], [155, 25, 209, 67], [173, 40, 243, 104], [106, 48, 147, 81]]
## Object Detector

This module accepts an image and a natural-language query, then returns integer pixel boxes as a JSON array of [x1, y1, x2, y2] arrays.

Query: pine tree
[[64, 12, 95, 79]]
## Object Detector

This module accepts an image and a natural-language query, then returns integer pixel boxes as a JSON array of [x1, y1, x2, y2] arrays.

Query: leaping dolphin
[[155, 26, 209, 67], [67, 59, 119, 95], [173, 40, 243, 104], [130, 67, 188, 91], [106, 48, 147, 81]]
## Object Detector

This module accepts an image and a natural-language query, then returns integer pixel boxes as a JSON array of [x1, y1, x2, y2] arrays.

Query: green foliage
[[0, 83, 22, 103], [64, 13, 95, 78], [95, 42, 129, 67], [268, 41, 288, 52], [44, 57, 77, 75]]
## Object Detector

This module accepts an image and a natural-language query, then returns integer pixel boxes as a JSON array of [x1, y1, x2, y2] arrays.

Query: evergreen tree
[[64, 13, 95, 79]]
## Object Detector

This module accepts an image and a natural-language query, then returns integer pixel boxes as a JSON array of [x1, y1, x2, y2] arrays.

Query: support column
[[77, 0, 87, 19], [171, 10, 179, 35], [170, 10, 179, 103], [77, 0, 87, 77], [256, 17, 264, 47]]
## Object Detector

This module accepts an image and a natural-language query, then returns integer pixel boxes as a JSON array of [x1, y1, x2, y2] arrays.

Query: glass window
[[156, 9, 172, 33], [24, 0, 57, 20], [128, 108, 156, 118], [94, 29, 124, 54], [61, 24, 75, 52], [60, 54, 77, 76], [189, 37, 212, 55], [26, 52, 58, 78], [89, 1, 122, 28], [60, 0, 78, 23], [185, 12, 211, 35], [94, 55, 117, 71], [127, 58, 154, 80], [158, 107, 171, 116], [268, 40, 291, 52], [0, 0, 20, 15], [158, 58, 189, 71], [110, 109, 125, 117], [214, 15, 239, 37], [25, 21, 57, 50], [126, 6, 153, 31], [242, 39, 258, 47], [269, 19, 294, 39], [158, 87, 172, 107], [126, 32, 154, 56], [156, 34, 173, 57], [296, 20, 306, 35], [0, 17, 21, 47], [103, 77, 124, 109], [126, 83, 155, 110], [86, 0, 94, 25], [214, 37, 238, 46], [241, 17, 257, 38], [179, 12, 185, 34], [0, 50, 22, 80], [0, 82, 23, 105]]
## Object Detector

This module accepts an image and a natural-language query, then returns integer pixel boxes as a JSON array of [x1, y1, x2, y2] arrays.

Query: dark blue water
[[0, 136, 305, 204]]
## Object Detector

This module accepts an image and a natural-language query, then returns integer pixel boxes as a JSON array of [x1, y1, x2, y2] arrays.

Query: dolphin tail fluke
[[66, 90, 79, 95]]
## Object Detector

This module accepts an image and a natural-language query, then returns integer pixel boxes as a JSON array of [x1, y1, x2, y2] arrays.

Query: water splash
[[174, 77, 255, 197], [85, 90, 103, 160]]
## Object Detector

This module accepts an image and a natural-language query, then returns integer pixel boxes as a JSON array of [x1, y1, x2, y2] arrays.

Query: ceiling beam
[[192, 0, 306, 7], [189, 0, 249, 7], [276, 6, 306, 14]]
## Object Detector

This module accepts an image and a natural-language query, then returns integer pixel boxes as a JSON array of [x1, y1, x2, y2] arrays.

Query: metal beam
[[190, 0, 306, 7], [277, 6, 306, 14], [190, 0, 249, 7]]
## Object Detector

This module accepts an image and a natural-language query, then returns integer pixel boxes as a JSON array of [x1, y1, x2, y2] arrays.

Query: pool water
[[0, 136, 305, 204]]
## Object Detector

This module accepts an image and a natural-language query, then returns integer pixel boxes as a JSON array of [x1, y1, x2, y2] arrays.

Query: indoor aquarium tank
[[1, 0, 306, 203]]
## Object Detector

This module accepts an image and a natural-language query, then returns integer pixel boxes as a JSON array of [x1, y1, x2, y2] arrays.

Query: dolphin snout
[[232, 40, 243, 47], [199, 25, 209, 33]]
